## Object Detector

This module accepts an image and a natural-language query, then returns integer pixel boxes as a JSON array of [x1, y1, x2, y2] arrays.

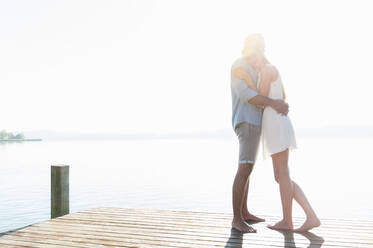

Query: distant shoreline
[[21, 126, 373, 141], [0, 139, 42, 142]]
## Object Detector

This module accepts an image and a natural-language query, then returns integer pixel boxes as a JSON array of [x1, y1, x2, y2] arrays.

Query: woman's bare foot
[[232, 218, 257, 233], [242, 212, 265, 222], [294, 217, 321, 232], [267, 219, 293, 231]]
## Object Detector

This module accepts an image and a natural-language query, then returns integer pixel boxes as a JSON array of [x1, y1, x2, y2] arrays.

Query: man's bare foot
[[242, 212, 265, 222], [267, 219, 293, 231], [232, 218, 257, 233], [294, 217, 321, 232]]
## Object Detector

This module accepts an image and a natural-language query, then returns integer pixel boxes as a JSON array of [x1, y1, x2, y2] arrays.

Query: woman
[[243, 55, 321, 232]]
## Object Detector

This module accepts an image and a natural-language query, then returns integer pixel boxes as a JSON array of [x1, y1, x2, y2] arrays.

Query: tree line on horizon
[[0, 130, 25, 140]]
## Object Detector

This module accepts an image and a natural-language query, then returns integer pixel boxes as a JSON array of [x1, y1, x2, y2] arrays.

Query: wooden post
[[51, 165, 69, 218]]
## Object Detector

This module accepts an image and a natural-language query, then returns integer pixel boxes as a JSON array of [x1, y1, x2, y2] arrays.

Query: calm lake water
[[1, 136, 372, 233]]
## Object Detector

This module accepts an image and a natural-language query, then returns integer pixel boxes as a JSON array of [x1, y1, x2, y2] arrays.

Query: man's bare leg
[[241, 177, 265, 222], [232, 163, 256, 233]]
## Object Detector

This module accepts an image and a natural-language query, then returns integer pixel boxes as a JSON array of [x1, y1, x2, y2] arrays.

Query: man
[[231, 34, 289, 233]]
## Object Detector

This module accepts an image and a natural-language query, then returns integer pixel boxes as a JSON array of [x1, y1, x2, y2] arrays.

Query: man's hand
[[255, 104, 265, 109], [270, 99, 289, 116], [248, 95, 289, 115]]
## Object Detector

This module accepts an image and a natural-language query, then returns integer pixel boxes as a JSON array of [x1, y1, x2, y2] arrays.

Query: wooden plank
[[45, 219, 371, 247], [76, 210, 373, 231], [37, 219, 372, 245], [57, 212, 373, 241], [17, 224, 319, 246], [1, 207, 372, 248], [60, 210, 373, 238], [94, 207, 373, 224], [60, 212, 373, 236], [1, 226, 362, 248], [21, 222, 362, 248], [4, 231, 280, 248], [88, 207, 373, 226], [46, 217, 372, 247], [23, 215, 372, 246], [0, 242, 29, 248], [85, 208, 373, 233]]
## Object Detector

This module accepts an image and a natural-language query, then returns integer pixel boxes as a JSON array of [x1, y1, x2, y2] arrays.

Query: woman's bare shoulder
[[261, 64, 278, 82]]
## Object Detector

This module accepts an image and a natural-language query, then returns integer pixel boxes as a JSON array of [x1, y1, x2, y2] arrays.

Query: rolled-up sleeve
[[232, 79, 258, 102], [231, 59, 258, 102]]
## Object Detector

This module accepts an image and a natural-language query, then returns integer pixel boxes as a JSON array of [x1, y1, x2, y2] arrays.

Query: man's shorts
[[234, 122, 261, 164]]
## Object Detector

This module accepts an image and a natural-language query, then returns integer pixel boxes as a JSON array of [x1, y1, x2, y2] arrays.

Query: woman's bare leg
[[269, 149, 320, 232], [268, 149, 294, 230], [292, 182, 321, 232]]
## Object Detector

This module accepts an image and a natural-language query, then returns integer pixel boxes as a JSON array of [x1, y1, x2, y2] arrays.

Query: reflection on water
[[0, 137, 372, 233], [224, 226, 324, 247], [274, 230, 324, 248], [224, 229, 243, 248]]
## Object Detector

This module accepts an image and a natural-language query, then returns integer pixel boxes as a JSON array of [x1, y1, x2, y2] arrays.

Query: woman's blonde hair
[[241, 33, 265, 58]]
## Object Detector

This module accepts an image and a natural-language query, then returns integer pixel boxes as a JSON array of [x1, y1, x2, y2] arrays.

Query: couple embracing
[[230, 34, 320, 233]]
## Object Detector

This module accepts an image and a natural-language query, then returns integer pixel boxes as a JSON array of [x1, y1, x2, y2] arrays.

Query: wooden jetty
[[0, 207, 372, 248]]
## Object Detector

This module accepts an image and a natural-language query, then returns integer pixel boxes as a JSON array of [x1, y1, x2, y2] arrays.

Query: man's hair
[[242, 33, 264, 57]]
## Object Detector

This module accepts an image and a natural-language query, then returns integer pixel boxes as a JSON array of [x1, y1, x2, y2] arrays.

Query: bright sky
[[1, 0, 372, 134]]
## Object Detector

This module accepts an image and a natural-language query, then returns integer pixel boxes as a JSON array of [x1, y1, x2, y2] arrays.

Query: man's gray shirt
[[231, 57, 263, 129]]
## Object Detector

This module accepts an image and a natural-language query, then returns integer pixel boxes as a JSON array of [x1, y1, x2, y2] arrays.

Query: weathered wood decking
[[0, 207, 372, 248]]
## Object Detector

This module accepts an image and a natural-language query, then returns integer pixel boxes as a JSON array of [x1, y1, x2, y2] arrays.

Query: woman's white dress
[[261, 73, 297, 159]]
